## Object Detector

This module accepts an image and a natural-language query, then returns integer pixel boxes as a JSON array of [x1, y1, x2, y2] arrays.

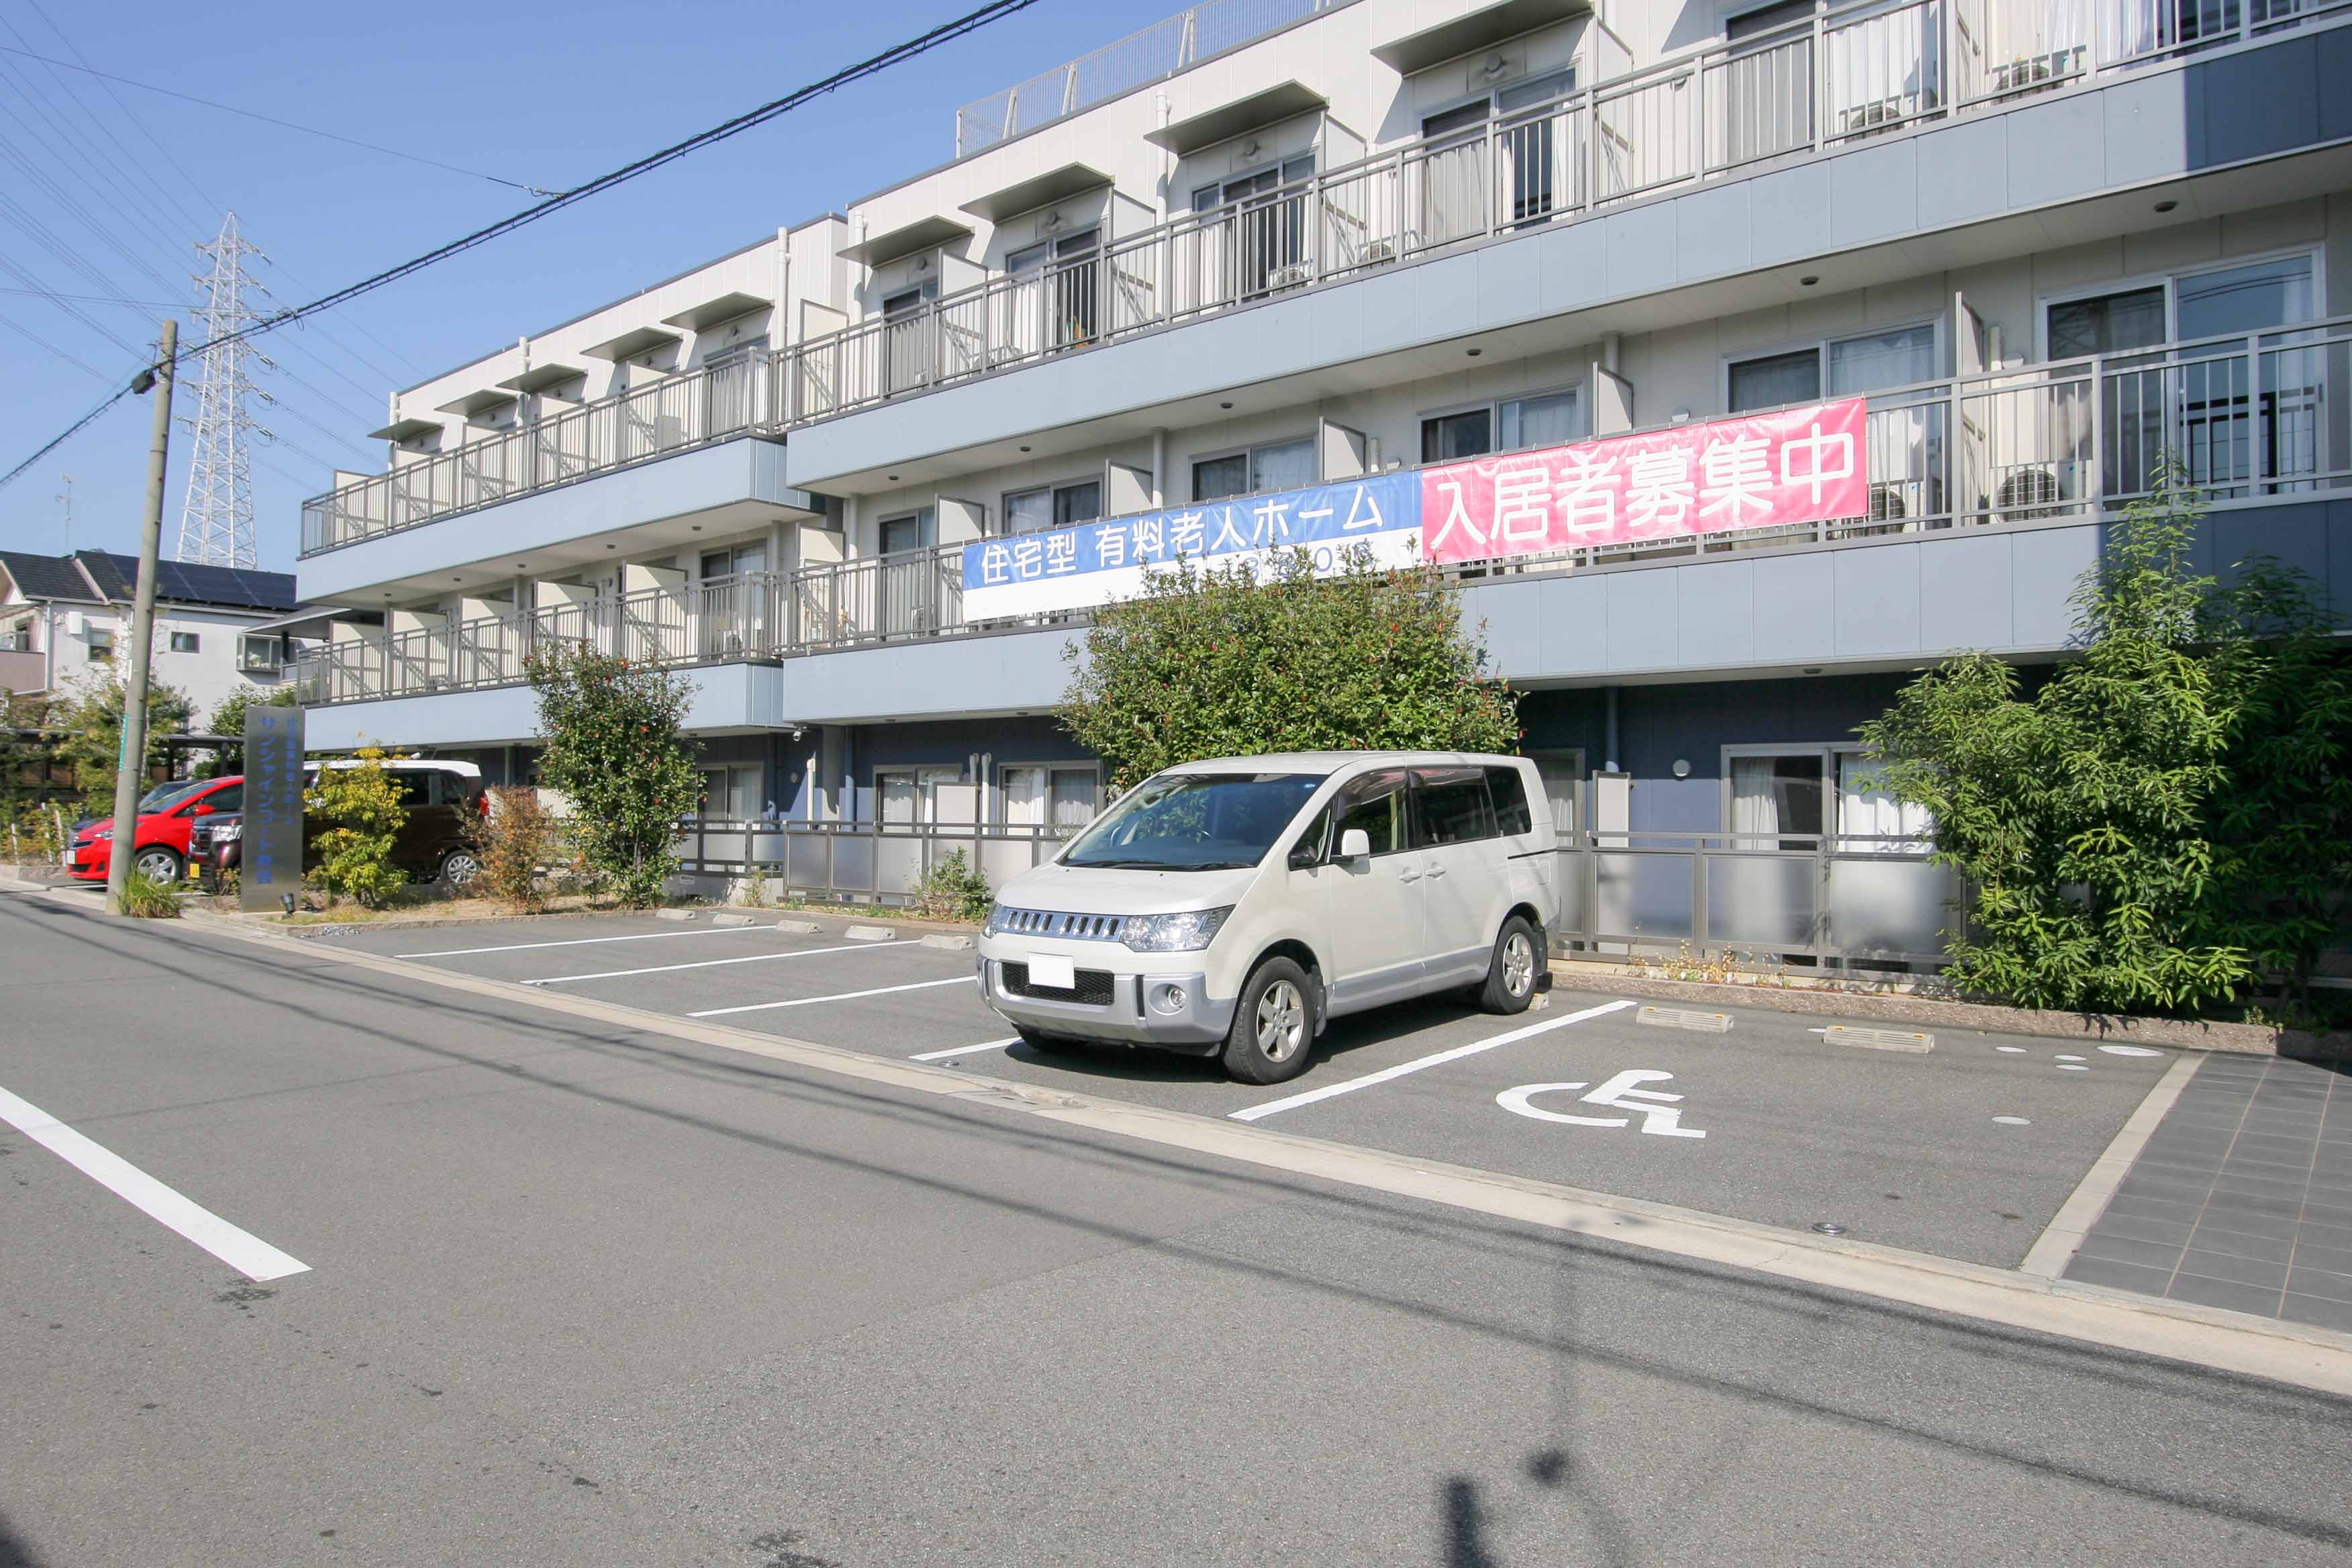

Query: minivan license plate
[[1027, 952, 1077, 990]]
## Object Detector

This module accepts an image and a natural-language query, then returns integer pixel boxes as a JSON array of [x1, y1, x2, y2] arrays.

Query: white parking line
[[401, 926, 769, 959], [526, 938, 918, 985], [1230, 999, 1638, 1122], [689, 975, 977, 1018], [0, 1083, 310, 1281], [909, 1037, 1021, 1062]]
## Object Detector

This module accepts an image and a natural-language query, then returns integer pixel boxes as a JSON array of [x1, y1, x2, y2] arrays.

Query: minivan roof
[[1164, 751, 1528, 776]]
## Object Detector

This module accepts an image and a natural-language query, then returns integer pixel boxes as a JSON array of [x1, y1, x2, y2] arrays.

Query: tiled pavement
[[2063, 1052, 2352, 1330]]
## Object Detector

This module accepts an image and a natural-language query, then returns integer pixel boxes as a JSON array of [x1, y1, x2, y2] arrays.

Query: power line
[[0, 43, 558, 195], [0, 0, 1047, 493], [0, 286, 183, 309], [0, 307, 111, 381]]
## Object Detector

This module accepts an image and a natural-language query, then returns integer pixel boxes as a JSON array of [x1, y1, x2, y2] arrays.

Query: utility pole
[[107, 319, 178, 916]]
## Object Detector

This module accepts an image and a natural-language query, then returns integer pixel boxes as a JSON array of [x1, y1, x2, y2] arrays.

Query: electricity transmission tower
[[175, 212, 266, 569]]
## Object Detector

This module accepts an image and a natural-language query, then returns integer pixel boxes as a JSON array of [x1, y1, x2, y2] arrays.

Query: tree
[[524, 643, 701, 907], [47, 671, 193, 816], [199, 685, 299, 777], [305, 745, 407, 908], [1060, 549, 1520, 792], [1858, 463, 2345, 1016], [2201, 557, 2352, 1009]]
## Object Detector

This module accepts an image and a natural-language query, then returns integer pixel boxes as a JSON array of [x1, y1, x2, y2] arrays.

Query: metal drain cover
[[1637, 1006, 1733, 1034], [1826, 1025, 1934, 1053]]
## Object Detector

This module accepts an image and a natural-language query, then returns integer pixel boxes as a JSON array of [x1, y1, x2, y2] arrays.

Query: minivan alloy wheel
[[1255, 978, 1307, 1062], [1503, 931, 1536, 997]]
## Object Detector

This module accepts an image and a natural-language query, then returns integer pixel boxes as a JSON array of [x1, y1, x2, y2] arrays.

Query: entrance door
[[1320, 768, 1427, 1010]]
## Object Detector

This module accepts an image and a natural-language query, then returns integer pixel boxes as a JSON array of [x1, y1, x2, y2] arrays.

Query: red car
[[67, 776, 242, 885]]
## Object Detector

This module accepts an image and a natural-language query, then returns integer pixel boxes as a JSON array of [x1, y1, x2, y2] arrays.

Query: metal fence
[[666, 816, 1958, 969], [294, 313, 2352, 708]]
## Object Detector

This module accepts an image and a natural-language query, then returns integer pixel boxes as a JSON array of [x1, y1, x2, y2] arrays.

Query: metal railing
[[301, 350, 784, 556], [666, 814, 1955, 969], [299, 0, 2349, 559], [293, 315, 2352, 707], [955, 0, 1334, 156]]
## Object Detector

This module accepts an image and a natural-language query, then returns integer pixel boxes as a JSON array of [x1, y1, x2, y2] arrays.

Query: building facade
[[290, 0, 2352, 933], [1, 550, 299, 722]]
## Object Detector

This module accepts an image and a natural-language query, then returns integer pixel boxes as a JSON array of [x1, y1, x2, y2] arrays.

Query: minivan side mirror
[[1338, 828, 1373, 861]]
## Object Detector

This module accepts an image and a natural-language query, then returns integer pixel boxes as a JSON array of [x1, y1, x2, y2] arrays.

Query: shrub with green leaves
[[305, 744, 408, 908], [1861, 462, 2349, 1016], [914, 848, 991, 923], [525, 644, 701, 908], [1060, 548, 1519, 792]]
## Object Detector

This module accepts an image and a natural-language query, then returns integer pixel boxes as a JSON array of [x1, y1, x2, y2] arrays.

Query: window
[[1001, 480, 1100, 535], [168, 631, 200, 653], [191, 782, 242, 814], [879, 508, 935, 556], [1193, 436, 1314, 502], [1001, 763, 1101, 833], [1422, 389, 1586, 462], [1191, 156, 1316, 213], [1727, 0, 1814, 39], [700, 542, 769, 579], [2047, 287, 2167, 358], [1412, 767, 1495, 847], [1332, 769, 1410, 856], [699, 763, 762, 820], [1485, 767, 1534, 836], [1729, 324, 1939, 413], [86, 628, 113, 663], [1836, 753, 1931, 850], [238, 634, 282, 671], [1287, 805, 1333, 869], [4, 618, 32, 652], [1729, 752, 1824, 847], [1061, 771, 1322, 871]]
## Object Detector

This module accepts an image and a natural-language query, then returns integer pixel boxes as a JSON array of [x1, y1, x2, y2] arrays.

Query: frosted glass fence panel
[[1705, 853, 1819, 948], [1824, 856, 1957, 958]]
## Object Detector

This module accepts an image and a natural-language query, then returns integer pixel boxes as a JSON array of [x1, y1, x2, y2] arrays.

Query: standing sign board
[[240, 706, 305, 912]]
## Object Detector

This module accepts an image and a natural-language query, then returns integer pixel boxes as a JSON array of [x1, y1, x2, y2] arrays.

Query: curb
[[1548, 965, 2349, 1058]]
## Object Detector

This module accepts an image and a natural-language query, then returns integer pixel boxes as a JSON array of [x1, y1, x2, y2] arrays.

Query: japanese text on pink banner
[[1418, 398, 1871, 563]]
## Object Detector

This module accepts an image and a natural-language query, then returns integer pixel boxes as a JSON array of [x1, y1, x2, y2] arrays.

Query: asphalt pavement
[[5, 889, 2349, 1567]]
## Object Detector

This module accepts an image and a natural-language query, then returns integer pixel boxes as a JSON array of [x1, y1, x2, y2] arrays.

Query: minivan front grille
[[1000, 962, 1117, 1006], [994, 907, 1128, 942]]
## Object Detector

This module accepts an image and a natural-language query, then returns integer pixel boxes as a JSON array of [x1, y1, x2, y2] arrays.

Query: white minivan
[[975, 752, 1559, 1084]]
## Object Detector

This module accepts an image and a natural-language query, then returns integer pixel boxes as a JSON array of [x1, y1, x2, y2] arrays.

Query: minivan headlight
[[983, 901, 1010, 936], [1120, 907, 1232, 952]]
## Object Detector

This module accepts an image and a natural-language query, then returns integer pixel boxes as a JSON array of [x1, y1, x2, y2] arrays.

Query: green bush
[[524, 644, 701, 908], [117, 869, 181, 919], [1060, 547, 1519, 792], [306, 744, 408, 908], [914, 848, 991, 923]]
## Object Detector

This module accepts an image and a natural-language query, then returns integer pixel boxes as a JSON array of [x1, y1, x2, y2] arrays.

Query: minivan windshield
[[1062, 771, 1322, 872]]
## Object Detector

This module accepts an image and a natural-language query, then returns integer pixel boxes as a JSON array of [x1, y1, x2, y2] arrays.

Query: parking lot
[[328, 910, 2180, 1270]]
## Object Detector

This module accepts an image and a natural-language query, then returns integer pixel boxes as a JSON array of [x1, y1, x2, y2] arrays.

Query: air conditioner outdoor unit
[[1363, 238, 1398, 264], [1995, 467, 2062, 520], [1267, 262, 1315, 289]]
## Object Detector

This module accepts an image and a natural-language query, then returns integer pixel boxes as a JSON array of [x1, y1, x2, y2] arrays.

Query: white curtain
[[1730, 758, 1783, 838], [1048, 771, 1099, 833], [1001, 767, 1045, 826], [1836, 754, 1931, 850]]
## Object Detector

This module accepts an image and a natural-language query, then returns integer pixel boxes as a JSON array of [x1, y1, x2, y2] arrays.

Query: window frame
[[2033, 246, 2325, 361], [1329, 767, 1414, 859], [997, 478, 1101, 537], [1416, 384, 1587, 464], [1718, 741, 1925, 840], [1188, 432, 1318, 503], [237, 634, 283, 672], [168, 630, 201, 654], [85, 627, 115, 663], [995, 759, 1104, 830], [876, 506, 936, 557], [1721, 317, 1945, 414], [1409, 766, 1499, 850], [1418, 66, 1579, 144]]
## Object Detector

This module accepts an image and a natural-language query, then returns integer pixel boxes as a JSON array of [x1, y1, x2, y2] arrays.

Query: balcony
[[791, 0, 2342, 428], [300, 0, 2345, 561], [301, 348, 785, 557], [293, 315, 2352, 709]]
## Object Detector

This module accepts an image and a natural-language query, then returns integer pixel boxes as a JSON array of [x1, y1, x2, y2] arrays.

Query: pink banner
[[1418, 398, 1871, 563]]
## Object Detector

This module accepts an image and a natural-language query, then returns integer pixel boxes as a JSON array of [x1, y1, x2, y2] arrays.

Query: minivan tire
[[1220, 957, 1318, 1085], [437, 848, 482, 891], [1477, 915, 1542, 1016]]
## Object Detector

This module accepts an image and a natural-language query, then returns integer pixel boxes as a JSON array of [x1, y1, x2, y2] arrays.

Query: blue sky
[[0, 0, 1180, 573]]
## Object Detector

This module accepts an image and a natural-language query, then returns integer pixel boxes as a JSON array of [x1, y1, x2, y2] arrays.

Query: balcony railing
[[292, 315, 2352, 708], [300, 0, 2345, 560], [954, 0, 1334, 157], [301, 349, 784, 556]]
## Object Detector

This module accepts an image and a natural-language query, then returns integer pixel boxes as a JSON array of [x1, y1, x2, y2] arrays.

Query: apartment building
[[291, 0, 2352, 940], [1, 549, 299, 721]]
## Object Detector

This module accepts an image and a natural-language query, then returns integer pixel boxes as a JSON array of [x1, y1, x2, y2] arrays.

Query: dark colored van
[[191, 760, 487, 890]]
